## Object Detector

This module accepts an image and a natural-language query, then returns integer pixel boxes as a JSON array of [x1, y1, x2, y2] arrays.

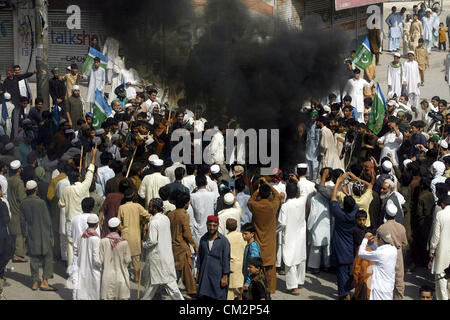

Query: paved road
[[1, 257, 434, 300]]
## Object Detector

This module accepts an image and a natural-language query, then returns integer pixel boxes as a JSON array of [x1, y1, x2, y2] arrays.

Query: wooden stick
[[126, 147, 138, 178], [79, 146, 83, 174], [166, 104, 173, 135]]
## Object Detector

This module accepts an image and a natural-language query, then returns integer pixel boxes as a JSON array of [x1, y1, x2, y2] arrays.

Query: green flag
[[82, 47, 108, 75], [92, 90, 112, 130], [353, 37, 373, 69], [368, 83, 386, 135]]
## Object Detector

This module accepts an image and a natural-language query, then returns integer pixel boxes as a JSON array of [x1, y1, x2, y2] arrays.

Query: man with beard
[[49, 68, 66, 107], [378, 180, 404, 229], [196, 215, 231, 300], [65, 85, 84, 130]]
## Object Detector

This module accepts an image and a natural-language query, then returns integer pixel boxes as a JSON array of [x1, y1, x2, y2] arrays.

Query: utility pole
[[35, 0, 49, 110]]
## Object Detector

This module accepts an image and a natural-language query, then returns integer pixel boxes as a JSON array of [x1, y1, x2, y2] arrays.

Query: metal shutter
[[0, 10, 13, 79], [304, 0, 332, 30], [47, 10, 107, 74], [276, 0, 304, 29], [331, 3, 358, 49]]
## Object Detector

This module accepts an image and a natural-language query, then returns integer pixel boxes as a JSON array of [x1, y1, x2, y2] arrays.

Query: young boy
[[419, 285, 434, 300], [439, 23, 447, 51], [414, 38, 429, 86], [352, 210, 374, 300], [241, 223, 261, 295], [85, 112, 94, 129], [247, 257, 269, 301]]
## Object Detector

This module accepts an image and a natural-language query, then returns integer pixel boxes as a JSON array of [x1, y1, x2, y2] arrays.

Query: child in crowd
[[247, 257, 269, 300], [439, 23, 447, 51], [241, 223, 261, 297]]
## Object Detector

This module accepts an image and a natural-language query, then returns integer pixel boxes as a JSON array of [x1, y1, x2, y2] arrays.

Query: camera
[[428, 111, 445, 123]]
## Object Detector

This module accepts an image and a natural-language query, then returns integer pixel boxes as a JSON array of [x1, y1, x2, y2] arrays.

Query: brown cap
[[233, 165, 244, 177]]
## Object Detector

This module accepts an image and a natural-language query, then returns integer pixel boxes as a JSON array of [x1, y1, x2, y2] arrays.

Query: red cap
[[207, 215, 219, 223]]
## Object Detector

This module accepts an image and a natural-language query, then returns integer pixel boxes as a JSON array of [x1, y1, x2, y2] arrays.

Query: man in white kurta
[[432, 9, 440, 48], [190, 175, 217, 245], [387, 53, 403, 98], [56, 175, 70, 262], [307, 192, 331, 271], [278, 186, 307, 294], [402, 51, 421, 111], [122, 68, 141, 100], [358, 231, 397, 300], [296, 163, 316, 198], [72, 214, 102, 300], [445, 51, 450, 97], [422, 10, 434, 53], [429, 197, 450, 300], [111, 53, 126, 102], [99, 217, 132, 300], [306, 112, 320, 181], [85, 58, 106, 108], [0, 93, 15, 137], [141, 199, 184, 300], [342, 69, 375, 123], [317, 117, 344, 170], [102, 37, 120, 84], [386, 7, 402, 51], [138, 160, 170, 207], [68, 199, 101, 292], [378, 118, 403, 166], [217, 193, 242, 236], [59, 150, 96, 273]]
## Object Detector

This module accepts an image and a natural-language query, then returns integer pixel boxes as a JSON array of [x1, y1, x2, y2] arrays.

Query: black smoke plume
[[185, 0, 350, 168]]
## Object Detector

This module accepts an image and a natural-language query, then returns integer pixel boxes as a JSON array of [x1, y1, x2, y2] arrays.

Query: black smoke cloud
[[185, 0, 350, 168]]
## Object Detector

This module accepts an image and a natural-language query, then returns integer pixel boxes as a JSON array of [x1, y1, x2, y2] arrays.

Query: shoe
[[290, 288, 300, 296], [31, 282, 39, 291], [40, 285, 57, 291], [298, 285, 303, 289], [310, 268, 320, 274]]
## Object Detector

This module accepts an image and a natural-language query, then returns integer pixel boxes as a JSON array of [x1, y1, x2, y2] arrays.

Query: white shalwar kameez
[[190, 189, 217, 245], [102, 37, 120, 84], [86, 67, 106, 106], [386, 13, 402, 51], [358, 238, 397, 300], [122, 68, 140, 100], [0, 100, 15, 137], [432, 12, 440, 48], [445, 53, 450, 97], [72, 232, 102, 300], [307, 193, 331, 269], [278, 196, 307, 290], [56, 177, 70, 261], [272, 181, 286, 268], [342, 78, 374, 122], [138, 172, 170, 207], [378, 131, 403, 166], [402, 60, 421, 110], [422, 16, 434, 53], [141, 212, 184, 300], [111, 56, 125, 102], [387, 63, 403, 98]]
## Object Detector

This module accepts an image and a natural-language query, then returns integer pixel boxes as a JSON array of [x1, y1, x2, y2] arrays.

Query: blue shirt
[[330, 200, 358, 265], [196, 232, 231, 300], [243, 241, 261, 285]]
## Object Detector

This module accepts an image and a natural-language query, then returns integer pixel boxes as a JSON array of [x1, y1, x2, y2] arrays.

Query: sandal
[[40, 285, 57, 291]]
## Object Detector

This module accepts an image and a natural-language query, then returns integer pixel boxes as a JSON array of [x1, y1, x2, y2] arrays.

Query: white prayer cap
[[382, 160, 393, 171], [152, 159, 164, 167], [426, 8, 432, 12], [407, 50, 415, 55], [72, 85, 80, 91], [394, 53, 401, 58], [438, 140, 448, 150], [432, 161, 446, 175], [386, 203, 398, 217], [65, 129, 75, 134], [108, 217, 120, 228], [384, 179, 395, 188], [10, 160, 21, 170], [403, 159, 412, 167], [211, 164, 220, 174], [323, 105, 331, 113], [387, 100, 398, 107], [87, 214, 99, 224], [224, 193, 234, 205], [5, 142, 14, 151], [125, 103, 132, 108], [145, 137, 155, 146], [66, 66, 71, 70], [297, 163, 308, 169], [4, 92, 11, 100], [26, 180, 37, 191], [95, 128, 105, 136], [148, 154, 159, 163]]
